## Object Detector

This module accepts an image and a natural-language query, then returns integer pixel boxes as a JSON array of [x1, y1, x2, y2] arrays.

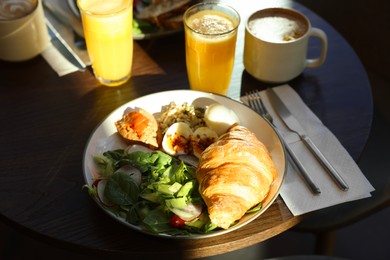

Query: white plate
[[82, 90, 286, 239]]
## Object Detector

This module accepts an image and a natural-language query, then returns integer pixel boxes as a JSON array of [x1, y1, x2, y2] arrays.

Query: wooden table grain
[[0, 1, 372, 259]]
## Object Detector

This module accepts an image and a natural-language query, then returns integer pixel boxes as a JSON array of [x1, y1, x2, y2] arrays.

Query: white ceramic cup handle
[[306, 27, 328, 68]]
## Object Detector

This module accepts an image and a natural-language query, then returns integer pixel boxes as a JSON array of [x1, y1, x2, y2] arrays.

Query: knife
[[45, 18, 86, 71], [266, 88, 349, 191], [247, 91, 321, 194]]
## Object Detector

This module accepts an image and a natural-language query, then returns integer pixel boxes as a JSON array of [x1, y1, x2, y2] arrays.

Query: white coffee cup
[[0, 0, 50, 62], [243, 7, 327, 83]]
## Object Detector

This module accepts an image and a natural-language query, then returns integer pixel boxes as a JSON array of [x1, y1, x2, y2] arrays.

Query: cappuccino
[[0, 0, 37, 21], [248, 9, 307, 43], [0, 0, 49, 61], [244, 7, 327, 83]]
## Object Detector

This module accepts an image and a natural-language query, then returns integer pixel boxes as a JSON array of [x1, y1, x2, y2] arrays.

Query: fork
[[246, 91, 321, 194]]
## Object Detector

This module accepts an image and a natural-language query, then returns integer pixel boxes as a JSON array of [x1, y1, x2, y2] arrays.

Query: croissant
[[196, 124, 278, 229]]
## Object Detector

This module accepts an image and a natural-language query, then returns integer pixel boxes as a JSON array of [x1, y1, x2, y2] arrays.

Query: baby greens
[[84, 149, 217, 235]]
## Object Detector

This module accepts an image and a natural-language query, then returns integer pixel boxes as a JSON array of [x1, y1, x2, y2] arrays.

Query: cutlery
[[266, 88, 349, 191], [247, 91, 321, 194], [46, 18, 86, 71], [42, 0, 84, 37]]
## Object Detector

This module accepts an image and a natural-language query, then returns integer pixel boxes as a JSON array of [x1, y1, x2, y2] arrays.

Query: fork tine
[[253, 91, 267, 115], [246, 91, 263, 115], [247, 90, 321, 194], [247, 90, 272, 123], [246, 92, 253, 109], [247, 92, 257, 112]]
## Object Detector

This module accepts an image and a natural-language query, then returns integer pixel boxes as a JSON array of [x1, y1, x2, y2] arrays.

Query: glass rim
[[77, 0, 132, 17], [184, 2, 241, 36], [0, 0, 38, 22]]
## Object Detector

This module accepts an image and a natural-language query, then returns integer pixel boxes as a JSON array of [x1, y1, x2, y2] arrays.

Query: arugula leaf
[[93, 154, 116, 178]]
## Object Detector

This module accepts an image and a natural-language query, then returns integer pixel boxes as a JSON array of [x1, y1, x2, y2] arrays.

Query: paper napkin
[[243, 85, 374, 216], [41, 0, 89, 76], [41, 41, 81, 77]]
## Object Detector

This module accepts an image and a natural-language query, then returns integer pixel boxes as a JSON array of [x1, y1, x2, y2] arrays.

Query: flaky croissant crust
[[196, 124, 278, 229]]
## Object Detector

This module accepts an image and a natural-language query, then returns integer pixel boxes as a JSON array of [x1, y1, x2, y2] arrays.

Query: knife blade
[[266, 88, 349, 191], [45, 18, 86, 71]]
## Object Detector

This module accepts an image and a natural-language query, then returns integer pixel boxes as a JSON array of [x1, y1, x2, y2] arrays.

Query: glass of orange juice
[[77, 0, 133, 87], [184, 2, 240, 95]]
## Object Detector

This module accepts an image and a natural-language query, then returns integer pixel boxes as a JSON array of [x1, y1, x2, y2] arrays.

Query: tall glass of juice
[[77, 0, 133, 87], [184, 2, 240, 95]]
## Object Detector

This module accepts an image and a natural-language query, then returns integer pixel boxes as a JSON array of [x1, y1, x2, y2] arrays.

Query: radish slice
[[96, 179, 114, 207], [125, 144, 154, 154], [170, 202, 203, 221], [114, 165, 142, 186]]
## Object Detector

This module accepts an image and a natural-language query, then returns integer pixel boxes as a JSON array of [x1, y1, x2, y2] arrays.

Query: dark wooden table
[[0, 1, 372, 259]]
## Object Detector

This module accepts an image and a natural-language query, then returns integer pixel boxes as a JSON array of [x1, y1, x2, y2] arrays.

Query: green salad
[[133, 18, 159, 35], [84, 148, 218, 235]]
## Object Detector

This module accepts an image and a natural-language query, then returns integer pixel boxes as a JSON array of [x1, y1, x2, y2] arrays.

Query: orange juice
[[184, 4, 240, 95], [78, 0, 133, 87]]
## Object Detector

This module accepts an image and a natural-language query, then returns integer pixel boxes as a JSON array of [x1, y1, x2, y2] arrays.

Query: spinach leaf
[[104, 172, 139, 205]]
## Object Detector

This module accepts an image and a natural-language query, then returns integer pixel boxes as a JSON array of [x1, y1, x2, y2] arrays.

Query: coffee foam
[[0, 0, 37, 20], [248, 10, 307, 43]]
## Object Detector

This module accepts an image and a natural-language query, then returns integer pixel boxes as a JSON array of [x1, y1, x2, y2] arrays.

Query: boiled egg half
[[162, 122, 193, 156], [191, 127, 219, 158], [204, 103, 240, 136]]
